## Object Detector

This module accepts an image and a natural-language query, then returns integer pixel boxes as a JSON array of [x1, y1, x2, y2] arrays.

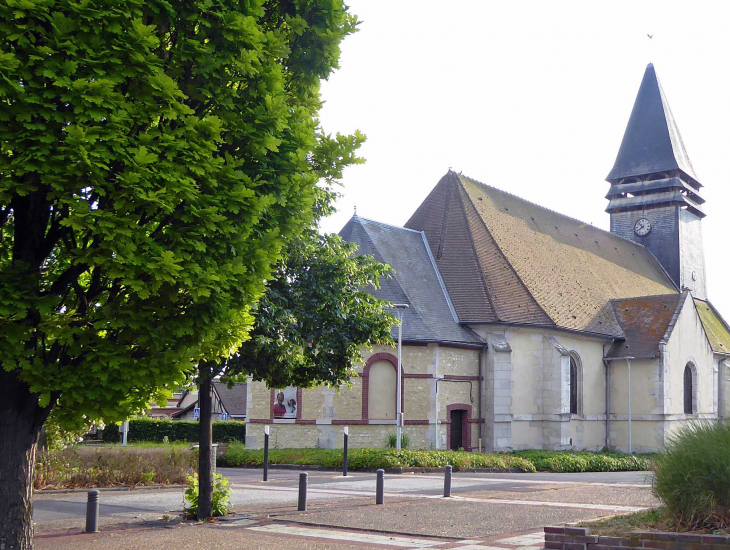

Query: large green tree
[[0, 1, 359, 547]]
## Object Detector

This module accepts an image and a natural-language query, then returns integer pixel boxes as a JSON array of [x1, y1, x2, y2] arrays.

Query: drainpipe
[[478, 345, 486, 453], [627, 357, 632, 454], [602, 358, 610, 449]]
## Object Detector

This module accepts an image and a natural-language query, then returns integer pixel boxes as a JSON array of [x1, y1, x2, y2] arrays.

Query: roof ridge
[[610, 291, 679, 303], [662, 290, 689, 343], [356, 215, 424, 235], [457, 173, 659, 252], [456, 176, 554, 326]]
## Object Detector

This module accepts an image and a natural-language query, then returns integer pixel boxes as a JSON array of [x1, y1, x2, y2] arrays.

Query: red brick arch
[[361, 352, 404, 421]]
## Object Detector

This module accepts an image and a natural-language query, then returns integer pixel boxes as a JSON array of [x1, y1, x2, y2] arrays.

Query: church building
[[244, 64, 730, 454]]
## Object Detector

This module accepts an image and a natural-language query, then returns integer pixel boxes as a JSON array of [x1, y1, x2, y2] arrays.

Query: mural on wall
[[273, 387, 297, 418]]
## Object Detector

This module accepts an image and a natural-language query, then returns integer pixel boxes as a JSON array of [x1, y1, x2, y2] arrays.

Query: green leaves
[[227, 228, 395, 390], [0, 0, 362, 429]]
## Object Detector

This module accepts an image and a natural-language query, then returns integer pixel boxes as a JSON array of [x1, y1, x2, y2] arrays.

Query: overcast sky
[[317, 0, 730, 318]]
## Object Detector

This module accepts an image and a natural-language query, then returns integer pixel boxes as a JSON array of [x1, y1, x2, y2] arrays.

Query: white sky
[[318, 0, 730, 318]]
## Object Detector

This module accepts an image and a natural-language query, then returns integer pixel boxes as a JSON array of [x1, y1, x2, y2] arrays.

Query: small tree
[[194, 222, 395, 518], [0, 1, 360, 546]]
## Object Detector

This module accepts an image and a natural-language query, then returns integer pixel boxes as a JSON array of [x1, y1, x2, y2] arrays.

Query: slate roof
[[606, 293, 685, 359], [339, 215, 482, 346], [213, 382, 247, 416], [694, 299, 730, 355], [606, 63, 700, 187], [406, 171, 678, 336]]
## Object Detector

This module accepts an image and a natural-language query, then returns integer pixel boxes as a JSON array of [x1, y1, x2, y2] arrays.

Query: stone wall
[[544, 525, 730, 550], [244, 343, 482, 451]]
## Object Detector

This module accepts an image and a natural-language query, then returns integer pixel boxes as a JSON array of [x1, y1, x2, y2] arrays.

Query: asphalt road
[[33, 468, 657, 550]]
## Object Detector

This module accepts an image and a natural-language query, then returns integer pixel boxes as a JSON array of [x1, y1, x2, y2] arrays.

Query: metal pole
[[85, 490, 100, 533], [444, 465, 452, 498], [343, 427, 349, 477], [263, 425, 269, 482], [627, 358, 632, 454], [376, 469, 384, 504], [298, 472, 308, 511], [396, 313, 403, 451]]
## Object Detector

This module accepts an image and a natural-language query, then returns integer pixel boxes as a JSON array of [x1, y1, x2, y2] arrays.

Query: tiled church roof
[[694, 299, 730, 355], [607, 293, 685, 359], [339, 215, 482, 346], [406, 171, 678, 337]]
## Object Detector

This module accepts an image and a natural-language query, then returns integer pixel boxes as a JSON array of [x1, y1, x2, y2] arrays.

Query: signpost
[[221, 412, 228, 421], [193, 407, 200, 420], [119, 421, 129, 446]]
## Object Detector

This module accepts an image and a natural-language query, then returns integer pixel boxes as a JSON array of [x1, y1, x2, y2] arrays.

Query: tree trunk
[[197, 369, 214, 520], [0, 369, 52, 550]]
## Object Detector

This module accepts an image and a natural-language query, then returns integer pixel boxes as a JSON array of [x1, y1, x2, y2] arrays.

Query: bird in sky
[[647, 34, 653, 39]]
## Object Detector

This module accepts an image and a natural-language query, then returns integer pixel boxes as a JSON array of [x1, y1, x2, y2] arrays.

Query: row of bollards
[[83, 462, 453, 533], [295, 464, 452, 510]]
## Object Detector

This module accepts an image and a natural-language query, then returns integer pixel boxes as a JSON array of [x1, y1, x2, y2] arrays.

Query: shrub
[[223, 447, 536, 472], [183, 473, 232, 518], [34, 445, 197, 489], [386, 433, 410, 449], [99, 418, 245, 444], [652, 421, 730, 530], [510, 449, 655, 472]]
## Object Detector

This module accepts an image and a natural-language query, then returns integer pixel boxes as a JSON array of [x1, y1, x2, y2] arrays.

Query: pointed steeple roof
[[606, 64, 700, 187]]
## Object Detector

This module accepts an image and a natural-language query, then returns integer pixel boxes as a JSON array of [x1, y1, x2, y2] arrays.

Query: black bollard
[[376, 469, 384, 505], [298, 472, 308, 511], [263, 426, 269, 482], [85, 489, 100, 533], [343, 427, 349, 477], [444, 465, 452, 498]]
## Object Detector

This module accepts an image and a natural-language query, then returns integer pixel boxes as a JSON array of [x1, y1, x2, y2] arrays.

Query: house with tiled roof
[[245, 64, 730, 453]]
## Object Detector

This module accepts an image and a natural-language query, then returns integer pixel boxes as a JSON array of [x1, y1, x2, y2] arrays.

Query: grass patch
[[510, 449, 657, 472], [580, 509, 671, 536], [223, 445, 536, 472], [580, 508, 730, 536], [35, 445, 198, 489]]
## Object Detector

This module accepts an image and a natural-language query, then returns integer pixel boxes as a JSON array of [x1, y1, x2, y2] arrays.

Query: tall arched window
[[684, 364, 694, 414], [368, 360, 397, 420], [570, 356, 578, 415]]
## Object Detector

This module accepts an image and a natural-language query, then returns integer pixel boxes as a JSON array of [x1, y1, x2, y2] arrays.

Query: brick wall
[[544, 525, 730, 550]]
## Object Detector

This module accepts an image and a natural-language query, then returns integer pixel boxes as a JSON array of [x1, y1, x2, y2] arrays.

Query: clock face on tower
[[634, 218, 651, 236]]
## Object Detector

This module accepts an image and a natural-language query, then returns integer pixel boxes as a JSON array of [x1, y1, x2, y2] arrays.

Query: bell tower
[[606, 63, 707, 299]]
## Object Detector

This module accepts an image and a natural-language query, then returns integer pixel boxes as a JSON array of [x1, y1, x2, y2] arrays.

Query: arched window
[[684, 364, 694, 414], [570, 356, 578, 415], [368, 360, 397, 420]]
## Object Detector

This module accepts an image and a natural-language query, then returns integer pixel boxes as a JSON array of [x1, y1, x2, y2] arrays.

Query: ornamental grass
[[35, 445, 197, 490], [652, 421, 730, 530]]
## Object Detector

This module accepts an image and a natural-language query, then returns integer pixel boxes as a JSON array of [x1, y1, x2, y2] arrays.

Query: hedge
[[99, 418, 245, 444], [223, 445, 536, 472], [509, 449, 656, 472]]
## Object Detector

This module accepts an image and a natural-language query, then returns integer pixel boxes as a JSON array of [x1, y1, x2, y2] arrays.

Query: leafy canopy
[[0, 0, 362, 428], [226, 226, 396, 389]]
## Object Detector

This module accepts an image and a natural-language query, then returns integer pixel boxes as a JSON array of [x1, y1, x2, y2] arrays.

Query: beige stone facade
[[245, 293, 728, 453]]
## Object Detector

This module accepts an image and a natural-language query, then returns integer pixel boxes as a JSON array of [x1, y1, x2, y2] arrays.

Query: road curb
[[220, 464, 527, 474], [36, 484, 185, 494]]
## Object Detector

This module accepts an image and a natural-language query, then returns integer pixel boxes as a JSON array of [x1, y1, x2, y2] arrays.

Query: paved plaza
[[34, 468, 657, 549]]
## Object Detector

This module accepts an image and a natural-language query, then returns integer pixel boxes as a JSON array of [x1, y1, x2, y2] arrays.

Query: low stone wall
[[544, 526, 730, 550]]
